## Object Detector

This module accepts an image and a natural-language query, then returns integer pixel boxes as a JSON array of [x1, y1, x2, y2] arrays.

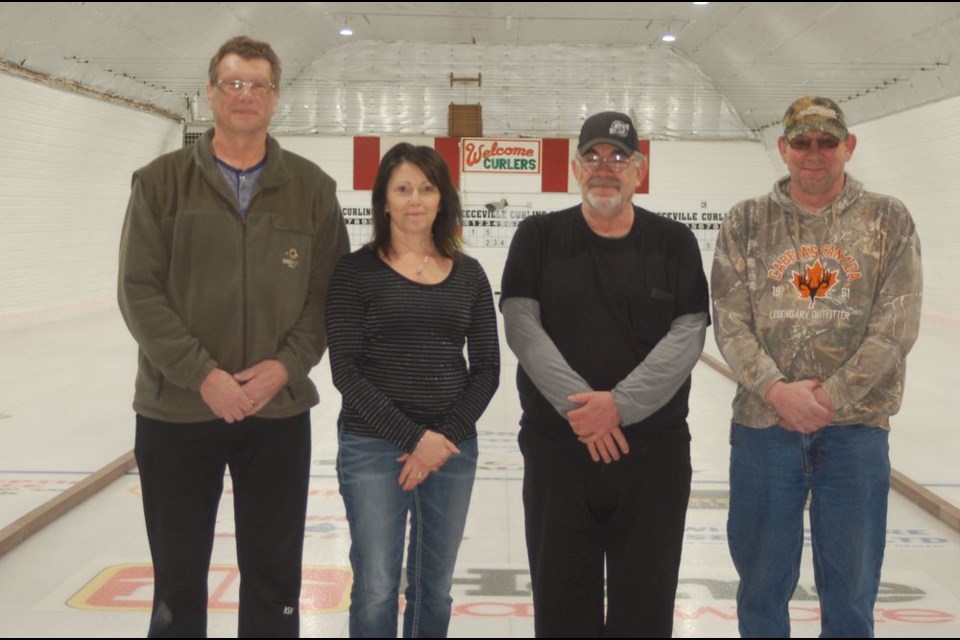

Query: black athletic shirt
[[500, 205, 709, 444]]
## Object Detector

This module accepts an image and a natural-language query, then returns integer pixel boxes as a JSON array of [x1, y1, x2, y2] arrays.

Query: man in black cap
[[500, 111, 710, 636]]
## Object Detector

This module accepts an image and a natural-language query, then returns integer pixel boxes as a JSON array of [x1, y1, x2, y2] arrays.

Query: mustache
[[587, 178, 621, 188]]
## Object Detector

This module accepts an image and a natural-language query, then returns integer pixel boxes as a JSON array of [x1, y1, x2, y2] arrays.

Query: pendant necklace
[[416, 254, 430, 275]]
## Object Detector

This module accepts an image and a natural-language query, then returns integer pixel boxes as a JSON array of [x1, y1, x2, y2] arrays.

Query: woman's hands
[[397, 430, 460, 491]]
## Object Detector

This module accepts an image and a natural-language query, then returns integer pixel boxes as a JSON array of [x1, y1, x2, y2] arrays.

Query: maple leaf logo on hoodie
[[791, 259, 839, 307]]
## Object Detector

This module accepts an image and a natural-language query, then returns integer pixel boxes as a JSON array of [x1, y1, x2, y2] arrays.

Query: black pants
[[135, 412, 311, 638], [520, 428, 691, 638]]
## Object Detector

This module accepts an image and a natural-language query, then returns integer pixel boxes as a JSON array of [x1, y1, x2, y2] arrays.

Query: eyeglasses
[[788, 135, 841, 151], [215, 79, 277, 97], [579, 152, 633, 173]]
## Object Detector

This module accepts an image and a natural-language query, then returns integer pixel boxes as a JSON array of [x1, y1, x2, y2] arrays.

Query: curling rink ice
[[0, 307, 958, 638]]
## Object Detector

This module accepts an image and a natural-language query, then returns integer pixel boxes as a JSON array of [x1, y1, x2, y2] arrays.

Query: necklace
[[415, 254, 431, 275]]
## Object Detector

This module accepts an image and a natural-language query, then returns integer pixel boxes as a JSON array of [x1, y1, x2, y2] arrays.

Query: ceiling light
[[339, 22, 353, 37], [661, 32, 676, 42]]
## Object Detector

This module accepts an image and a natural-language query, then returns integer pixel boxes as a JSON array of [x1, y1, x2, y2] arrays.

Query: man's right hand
[[765, 379, 835, 433], [200, 368, 254, 423], [585, 426, 630, 464]]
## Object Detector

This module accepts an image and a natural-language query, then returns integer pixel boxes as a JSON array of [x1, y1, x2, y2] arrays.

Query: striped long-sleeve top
[[325, 246, 500, 453]]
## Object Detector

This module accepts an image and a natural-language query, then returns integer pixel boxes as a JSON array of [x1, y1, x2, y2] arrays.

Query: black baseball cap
[[578, 111, 640, 155]]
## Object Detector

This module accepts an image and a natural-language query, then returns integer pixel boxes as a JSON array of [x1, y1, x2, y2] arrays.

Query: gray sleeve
[[612, 312, 708, 426], [501, 296, 592, 416]]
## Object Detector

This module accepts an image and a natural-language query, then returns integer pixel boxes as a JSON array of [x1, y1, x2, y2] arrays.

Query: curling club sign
[[462, 138, 541, 174]]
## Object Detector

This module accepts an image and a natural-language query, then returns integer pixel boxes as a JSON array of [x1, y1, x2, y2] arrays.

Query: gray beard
[[585, 191, 625, 213]]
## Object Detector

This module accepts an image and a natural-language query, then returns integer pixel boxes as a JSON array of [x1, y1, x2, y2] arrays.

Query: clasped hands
[[764, 378, 836, 433], [199, 359, 289, 423], [397, 430, 460, 492], [567, 391, 629, 464]]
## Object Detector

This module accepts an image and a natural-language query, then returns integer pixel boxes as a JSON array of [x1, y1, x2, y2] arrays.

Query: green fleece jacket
[[118, 129, 349, 422]]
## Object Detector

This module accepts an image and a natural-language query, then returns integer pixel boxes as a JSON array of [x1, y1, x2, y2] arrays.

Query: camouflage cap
[[783, 96, 848, 141]]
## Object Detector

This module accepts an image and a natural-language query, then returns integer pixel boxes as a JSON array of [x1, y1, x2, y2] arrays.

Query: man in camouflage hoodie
[[711, 96, 922, 637]]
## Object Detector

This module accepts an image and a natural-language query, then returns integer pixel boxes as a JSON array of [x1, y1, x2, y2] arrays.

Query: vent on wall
[[448, 104, 482, 137], [183, 130, 203, 147]]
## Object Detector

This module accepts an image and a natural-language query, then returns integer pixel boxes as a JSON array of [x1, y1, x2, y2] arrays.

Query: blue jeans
[[337, 432, 478, 638], [728, 424, 890, 638]]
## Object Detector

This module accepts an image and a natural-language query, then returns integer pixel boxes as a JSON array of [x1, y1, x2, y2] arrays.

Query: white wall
[[0, 72, 181, 328], [843, 95, 960, 327]]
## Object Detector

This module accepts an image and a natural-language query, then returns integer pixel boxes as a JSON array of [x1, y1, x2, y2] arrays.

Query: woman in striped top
[[326, 143, 500, 638]]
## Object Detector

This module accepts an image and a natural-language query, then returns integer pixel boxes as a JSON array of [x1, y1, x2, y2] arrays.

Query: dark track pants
[[520, 428, 691, 638], [135, 412, 311, 638]]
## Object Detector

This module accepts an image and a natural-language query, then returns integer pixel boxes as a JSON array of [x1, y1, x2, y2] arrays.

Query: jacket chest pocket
[[249, 212, 313, 270], [241, 213, 314, 311]]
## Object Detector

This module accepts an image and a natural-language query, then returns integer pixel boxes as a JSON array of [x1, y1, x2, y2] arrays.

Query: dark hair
[[369, 143, 464, 261], [208, 36, 281, 88]]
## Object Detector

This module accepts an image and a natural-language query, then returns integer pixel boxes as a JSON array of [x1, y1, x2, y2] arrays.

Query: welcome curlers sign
[[461, 138, 542, 174]]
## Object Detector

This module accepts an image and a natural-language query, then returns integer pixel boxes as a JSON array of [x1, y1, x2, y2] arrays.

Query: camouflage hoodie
[[711, 175, 922, 429]]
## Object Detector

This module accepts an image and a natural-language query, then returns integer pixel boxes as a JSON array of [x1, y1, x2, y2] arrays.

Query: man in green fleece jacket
[[118, 36, 348, 637]]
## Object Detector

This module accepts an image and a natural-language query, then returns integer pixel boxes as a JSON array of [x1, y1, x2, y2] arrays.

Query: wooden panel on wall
[[448, 104, 482, 138]]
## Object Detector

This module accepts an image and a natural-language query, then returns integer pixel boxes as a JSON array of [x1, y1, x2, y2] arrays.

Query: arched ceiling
[[1, 2, 958, 140]]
